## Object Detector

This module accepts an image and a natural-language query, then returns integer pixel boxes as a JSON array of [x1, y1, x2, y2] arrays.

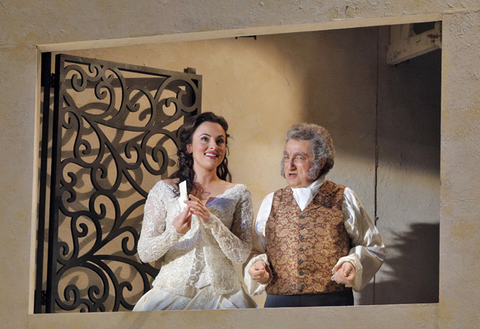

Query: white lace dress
[[133, 181, 257, 311]]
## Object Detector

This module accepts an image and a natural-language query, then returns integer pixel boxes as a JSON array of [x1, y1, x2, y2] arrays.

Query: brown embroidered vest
[[265, 181, 351, 295]]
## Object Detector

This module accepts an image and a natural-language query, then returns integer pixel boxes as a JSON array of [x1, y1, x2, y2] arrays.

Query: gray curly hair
[[281, 123, 335, 180]]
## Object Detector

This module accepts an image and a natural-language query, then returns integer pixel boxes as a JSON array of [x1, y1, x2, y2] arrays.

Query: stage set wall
[[0, 1, 479, 328]]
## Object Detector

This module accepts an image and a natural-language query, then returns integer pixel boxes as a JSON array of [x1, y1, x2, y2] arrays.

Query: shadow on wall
[[370, 223, 440, 305]]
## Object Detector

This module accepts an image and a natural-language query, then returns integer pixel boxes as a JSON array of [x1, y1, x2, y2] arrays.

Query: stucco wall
[[1, 1, 479, 328], [374, 28, 441, 304]]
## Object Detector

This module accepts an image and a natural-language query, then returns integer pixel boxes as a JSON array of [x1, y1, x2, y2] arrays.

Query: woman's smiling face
[[187, 121, 227, 172]]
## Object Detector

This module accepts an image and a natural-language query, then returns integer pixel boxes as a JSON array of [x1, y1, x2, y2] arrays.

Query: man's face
[[283, 139, 315, 188]]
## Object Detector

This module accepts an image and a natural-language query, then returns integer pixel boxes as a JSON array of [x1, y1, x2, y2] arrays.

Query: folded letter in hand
[[178, 180, 188, 210]]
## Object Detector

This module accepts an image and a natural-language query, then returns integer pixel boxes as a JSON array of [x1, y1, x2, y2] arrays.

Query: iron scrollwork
[[44, 54, 201, 312]]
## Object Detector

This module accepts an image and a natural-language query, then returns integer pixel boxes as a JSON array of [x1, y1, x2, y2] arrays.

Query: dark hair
[[172, 112, 231, 193]]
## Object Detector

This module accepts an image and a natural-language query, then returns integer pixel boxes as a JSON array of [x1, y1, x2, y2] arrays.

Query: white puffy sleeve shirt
[[244, 178, 385, 295]]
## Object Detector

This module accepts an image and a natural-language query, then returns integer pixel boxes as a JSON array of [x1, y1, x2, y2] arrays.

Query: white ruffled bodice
[[137, 180, 253, 297]]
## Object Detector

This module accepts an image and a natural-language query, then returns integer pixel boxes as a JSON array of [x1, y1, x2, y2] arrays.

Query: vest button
[[299, 247, 304, 251], [300, 284, 305, 291], [300, 225, 305, 230], [299, 259, 304, 264], [299, 271, 304, 275], [300, 215, 305, 219], [300, 236, 304, 241]]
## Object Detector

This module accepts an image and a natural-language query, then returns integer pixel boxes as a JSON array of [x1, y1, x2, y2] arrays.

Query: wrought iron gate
[[35, 53, 202, 313]]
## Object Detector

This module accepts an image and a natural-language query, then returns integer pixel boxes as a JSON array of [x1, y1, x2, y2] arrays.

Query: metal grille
[[35, 53, 202, 313]]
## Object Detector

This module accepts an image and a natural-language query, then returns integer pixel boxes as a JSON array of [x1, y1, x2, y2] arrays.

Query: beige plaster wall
[[1, 1, 479, 328], [374, 28, 441, 304]]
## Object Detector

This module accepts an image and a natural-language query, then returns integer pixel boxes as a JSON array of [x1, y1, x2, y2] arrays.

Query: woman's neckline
[[204, 183, 242, 205]]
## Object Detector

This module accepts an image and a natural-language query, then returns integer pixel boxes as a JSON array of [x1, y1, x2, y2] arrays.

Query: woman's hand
[[172, 205, 192, 234], [186, 194, 210, 224], [248, 260, 270, 284]]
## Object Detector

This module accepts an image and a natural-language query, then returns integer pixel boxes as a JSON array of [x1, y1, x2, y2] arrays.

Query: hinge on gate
[[184, 67, 196, 74], [235, 35, 257, 40], [41, 290, 47, 305], [50, 73, 56, 88]]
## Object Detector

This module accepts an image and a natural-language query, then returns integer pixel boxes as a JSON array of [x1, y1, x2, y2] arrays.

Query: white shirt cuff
[[244, 254, 270, 295]]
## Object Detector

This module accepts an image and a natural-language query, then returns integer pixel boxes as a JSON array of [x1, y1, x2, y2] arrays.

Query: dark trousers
[[264, 289, 354, 308]]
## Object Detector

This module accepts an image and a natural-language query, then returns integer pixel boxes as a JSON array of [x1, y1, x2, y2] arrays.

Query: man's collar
[[290, 176, 326, 211], [291, 176, 326, 193]]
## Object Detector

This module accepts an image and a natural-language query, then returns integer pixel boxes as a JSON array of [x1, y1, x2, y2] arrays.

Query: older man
[[244, 123, 385, 307]]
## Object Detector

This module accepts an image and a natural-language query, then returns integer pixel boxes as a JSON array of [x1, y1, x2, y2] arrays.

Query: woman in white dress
[[133, 112, 257, 311]]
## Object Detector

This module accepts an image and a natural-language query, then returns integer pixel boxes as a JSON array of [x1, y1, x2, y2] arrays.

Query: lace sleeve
[[137, 181, 183, 263], [204, 186, 253, 264]]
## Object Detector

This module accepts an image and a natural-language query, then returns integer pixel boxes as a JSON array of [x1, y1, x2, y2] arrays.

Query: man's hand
[[332, 261, 356, 285], [248, 260, 270, 284]]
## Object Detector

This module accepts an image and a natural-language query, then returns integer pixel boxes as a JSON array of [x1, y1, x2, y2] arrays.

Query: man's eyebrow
[[293, 152, 309, 157], [283, 151, 309, 156]]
